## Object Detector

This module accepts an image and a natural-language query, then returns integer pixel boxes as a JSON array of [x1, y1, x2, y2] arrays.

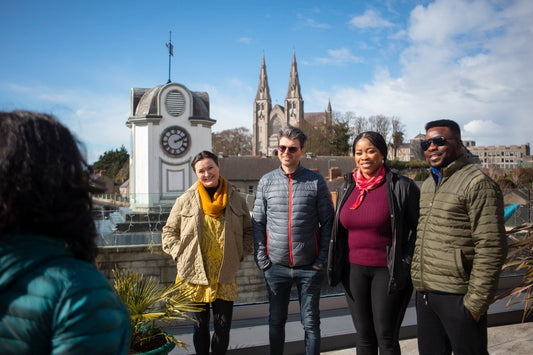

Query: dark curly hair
[[0, 110, 99, 262]]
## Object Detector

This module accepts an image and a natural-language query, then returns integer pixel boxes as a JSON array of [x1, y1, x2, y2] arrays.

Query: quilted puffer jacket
[[411, 156, 508, 315], [0, 233, 131, 355], [162, 181, 253, 285], [253, 164, 335, 271]]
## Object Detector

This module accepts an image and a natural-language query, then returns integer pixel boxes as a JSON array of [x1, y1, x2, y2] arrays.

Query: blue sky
[[1, 0, 532, 163]]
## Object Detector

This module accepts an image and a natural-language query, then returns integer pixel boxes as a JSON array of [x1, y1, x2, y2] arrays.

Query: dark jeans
[[193, 298, 234, 355], [264, 263, 324, 355], [344, 263, 412, 355], [416, 292, 488, 355]]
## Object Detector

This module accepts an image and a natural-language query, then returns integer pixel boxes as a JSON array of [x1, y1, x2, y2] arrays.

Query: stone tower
[[252, 52, 307, 157], [127, 82, 215, 210], [252, 54, 272, 156], [285, 52, 304, 128]]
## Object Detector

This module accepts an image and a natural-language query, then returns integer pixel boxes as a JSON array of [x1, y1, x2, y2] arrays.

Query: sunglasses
[[278, 145, 300, 154], [420, 136, 453, 151]]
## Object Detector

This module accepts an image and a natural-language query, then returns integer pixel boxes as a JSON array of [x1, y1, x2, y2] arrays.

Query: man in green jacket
[[411, 119, 507, 355]]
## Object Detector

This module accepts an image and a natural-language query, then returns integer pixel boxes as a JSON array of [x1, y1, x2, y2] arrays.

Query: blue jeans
[[264, 263, 324, 355]]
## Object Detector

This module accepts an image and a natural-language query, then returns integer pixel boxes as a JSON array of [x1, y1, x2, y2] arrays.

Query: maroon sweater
[[339, 182, 391, 267]]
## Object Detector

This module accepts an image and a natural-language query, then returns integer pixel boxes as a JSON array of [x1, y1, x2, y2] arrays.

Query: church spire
[[284, 51, 304, 127], [286, 51, 301, 99], [256, 53, 271, 101]]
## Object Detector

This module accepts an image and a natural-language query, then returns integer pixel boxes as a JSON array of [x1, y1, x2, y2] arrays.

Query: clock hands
[[161, 126, 189, 157]]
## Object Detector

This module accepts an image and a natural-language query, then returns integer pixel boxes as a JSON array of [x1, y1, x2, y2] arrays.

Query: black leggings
[[193, 299, 234, 355], [344, 263, 412, 355]]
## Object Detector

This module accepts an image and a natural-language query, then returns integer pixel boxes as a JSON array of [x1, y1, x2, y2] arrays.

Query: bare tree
[[368, 115, 391, 141], [483, 166, 508, 189], [506, 167, 533, 188], [212, 127, 252, 156], [350, 113, 368, 136]]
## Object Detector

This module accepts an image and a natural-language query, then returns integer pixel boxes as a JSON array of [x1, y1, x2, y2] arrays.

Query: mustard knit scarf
[[198, 176, 228, 218]]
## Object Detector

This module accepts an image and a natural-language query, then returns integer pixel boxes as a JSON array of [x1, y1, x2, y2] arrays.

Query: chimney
[[329, 167, 341, 181]]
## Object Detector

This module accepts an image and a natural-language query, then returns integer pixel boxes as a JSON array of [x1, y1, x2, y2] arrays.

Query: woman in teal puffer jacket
[[0, 111, 130, 354]]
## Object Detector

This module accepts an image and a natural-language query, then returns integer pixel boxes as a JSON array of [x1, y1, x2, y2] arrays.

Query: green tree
[[301, 115, 352, 156], [330, 116, 352, 155], [92, 145, 129, 182], [299, 121, 328, 156]]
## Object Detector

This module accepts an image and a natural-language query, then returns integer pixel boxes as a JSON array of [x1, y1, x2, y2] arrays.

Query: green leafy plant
[[494, 222, 533, 322], [112, 267, 201, 353]]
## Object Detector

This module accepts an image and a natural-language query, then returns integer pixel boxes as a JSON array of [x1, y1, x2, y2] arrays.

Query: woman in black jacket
[[327, 131, 419, 355]]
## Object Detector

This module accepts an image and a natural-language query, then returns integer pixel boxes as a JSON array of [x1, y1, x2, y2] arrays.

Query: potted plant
[[112, 266, 201, 354], [494, 222, 533, 322]]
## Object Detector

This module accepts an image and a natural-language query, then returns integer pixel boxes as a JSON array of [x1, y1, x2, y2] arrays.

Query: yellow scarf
[[198, 176, 228, 218]]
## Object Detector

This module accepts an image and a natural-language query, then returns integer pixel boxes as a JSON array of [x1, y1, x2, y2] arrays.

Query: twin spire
[[256, 52, 301, 103]]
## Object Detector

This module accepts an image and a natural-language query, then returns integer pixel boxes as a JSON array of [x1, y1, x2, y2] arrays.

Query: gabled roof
[[304, 112, 328, 126], [218, 156, 355, 181]]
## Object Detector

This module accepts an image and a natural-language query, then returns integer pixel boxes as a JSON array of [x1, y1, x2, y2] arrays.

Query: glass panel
[[94, 189, 531, 305]]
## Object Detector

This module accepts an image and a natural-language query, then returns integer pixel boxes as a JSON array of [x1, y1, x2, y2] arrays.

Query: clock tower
[[127, 82, 215, 211]]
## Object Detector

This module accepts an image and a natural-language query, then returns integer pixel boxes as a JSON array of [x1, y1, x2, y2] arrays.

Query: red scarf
[[349, 165, 386, 210]]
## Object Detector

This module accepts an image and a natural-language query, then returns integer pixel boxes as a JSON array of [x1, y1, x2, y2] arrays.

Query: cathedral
[[252, 52, 332, 157]]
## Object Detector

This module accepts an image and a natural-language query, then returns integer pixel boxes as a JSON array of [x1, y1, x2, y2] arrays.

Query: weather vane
[[166, 31, 174, 83]]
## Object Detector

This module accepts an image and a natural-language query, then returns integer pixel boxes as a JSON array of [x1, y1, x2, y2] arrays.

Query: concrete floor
[[168, 297, 532, 355], [323, 322, 533, 355]]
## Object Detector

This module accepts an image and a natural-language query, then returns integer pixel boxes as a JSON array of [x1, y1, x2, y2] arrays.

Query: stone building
[[218, 155, 356, 199], [469, 143, 530, 168], [252, 52, 332, 157]]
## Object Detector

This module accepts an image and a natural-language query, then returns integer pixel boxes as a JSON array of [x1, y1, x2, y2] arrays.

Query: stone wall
[[96, 244, 268, 304]]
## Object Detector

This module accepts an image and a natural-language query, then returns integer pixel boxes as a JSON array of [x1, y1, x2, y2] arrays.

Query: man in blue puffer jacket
[[253, 126, 334, 355], [0, 111, 130, 354]]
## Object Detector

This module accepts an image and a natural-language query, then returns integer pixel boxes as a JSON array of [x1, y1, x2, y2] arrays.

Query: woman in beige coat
[[162, 150, 253, 355]]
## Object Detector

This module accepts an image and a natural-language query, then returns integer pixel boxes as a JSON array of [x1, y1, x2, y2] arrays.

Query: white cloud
[[331, 0, 533, 146], [409, 0, 497, 44], [238, 37, 252, 44], [313, 48, 364, 65], [463, 120, 502, 140], [350, 9, 394, 29], [296, 13, 331, 29]]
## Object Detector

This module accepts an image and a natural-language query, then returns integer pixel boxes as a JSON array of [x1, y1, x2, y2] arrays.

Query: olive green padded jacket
[[411, 156, 507, 315]]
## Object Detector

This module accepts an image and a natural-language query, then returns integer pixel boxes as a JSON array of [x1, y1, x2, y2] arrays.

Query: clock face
[[160, 126, 190, 157]]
